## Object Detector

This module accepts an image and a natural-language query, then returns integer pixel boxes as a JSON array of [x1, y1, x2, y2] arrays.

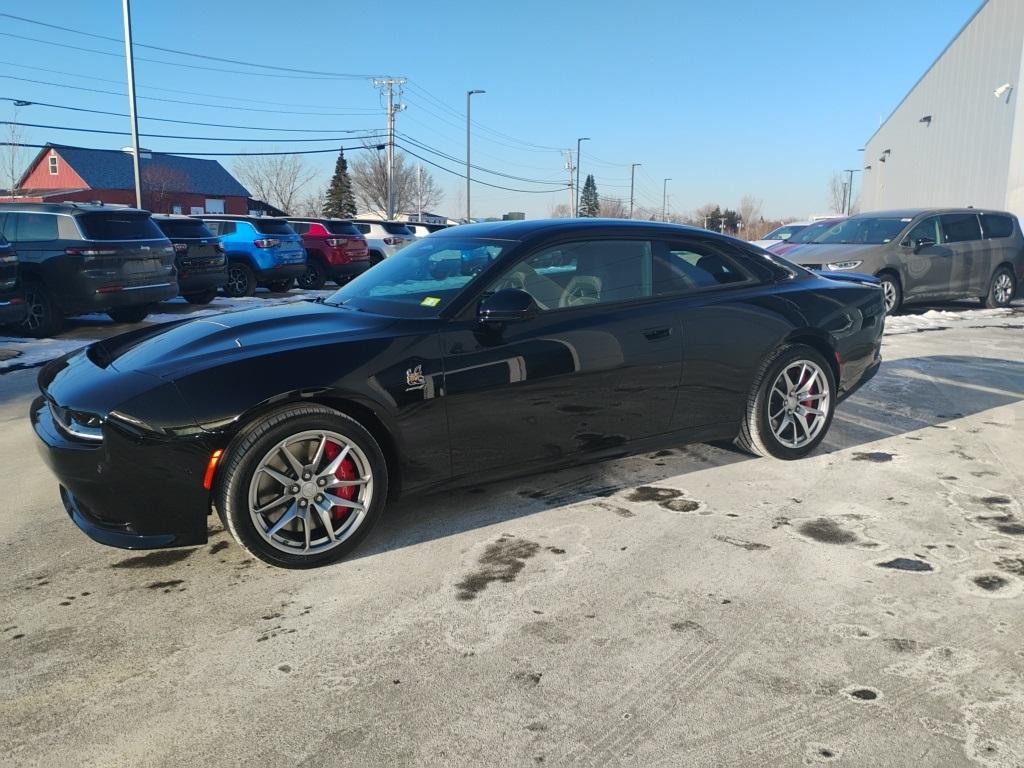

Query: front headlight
[[826, 260, 863, 271]]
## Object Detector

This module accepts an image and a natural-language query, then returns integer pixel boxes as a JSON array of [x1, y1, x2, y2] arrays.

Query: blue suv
[[200, 215, 306, 297]]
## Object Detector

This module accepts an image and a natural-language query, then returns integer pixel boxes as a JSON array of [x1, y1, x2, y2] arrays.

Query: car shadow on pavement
[[351, 355, 1024, 561]]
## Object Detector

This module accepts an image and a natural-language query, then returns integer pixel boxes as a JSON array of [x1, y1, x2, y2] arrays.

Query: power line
[[397, 144, 569, 194], [398, 134, 566, 186], [1, 121, 387, 144], [0, 13, 378, 79], [1, 141, 383, 157]]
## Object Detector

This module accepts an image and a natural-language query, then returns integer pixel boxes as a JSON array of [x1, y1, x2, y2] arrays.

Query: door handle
[[643, 326, 672, 341]]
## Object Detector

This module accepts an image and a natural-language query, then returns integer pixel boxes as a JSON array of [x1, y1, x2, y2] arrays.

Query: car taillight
[[383, 237, 402, 245], [173, 243, 188, 253], [253, 238, 280, 248], [326, 238, 345, 247]]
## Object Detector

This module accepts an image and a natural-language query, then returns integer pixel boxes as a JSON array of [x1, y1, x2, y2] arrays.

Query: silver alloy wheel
[[768, 360, 831, 449], [993, 272, 1013, 305], [227, 266, 248, 295], [881, 279, 898, 313], [22, 289, 44, 331], [248, 429, 374, 555]]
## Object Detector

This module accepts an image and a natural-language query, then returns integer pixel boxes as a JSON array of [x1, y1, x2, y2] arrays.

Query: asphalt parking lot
[[2, 302, 1024, 766]]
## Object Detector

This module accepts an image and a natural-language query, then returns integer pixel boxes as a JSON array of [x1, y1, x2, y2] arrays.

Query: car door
[[440, 237, 682, 479], [939, 213, 984, 299], [897, 215, 954, 301], [978, 213, 1016, 291]]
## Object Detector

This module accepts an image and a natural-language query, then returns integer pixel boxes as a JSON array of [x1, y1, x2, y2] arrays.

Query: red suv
[[288, 218, 371, 289]]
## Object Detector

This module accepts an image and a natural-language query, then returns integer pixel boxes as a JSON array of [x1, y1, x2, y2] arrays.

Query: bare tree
[[350, 147, 442, 216], [2, 110, 30, 200], [694, 202, 720, 229], [298, 184, 329, 217], [828, 172, 847, 214], [141, 165, 188, 213], [550, 202, 572, 218], [599, 198, 627, 218], [233, 153, 317, 215], [737, 195, 770, 239]]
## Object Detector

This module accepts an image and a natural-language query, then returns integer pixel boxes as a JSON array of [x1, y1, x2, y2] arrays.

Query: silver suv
[[783, 208, 1024, 313], [352, 219, 415, 264]]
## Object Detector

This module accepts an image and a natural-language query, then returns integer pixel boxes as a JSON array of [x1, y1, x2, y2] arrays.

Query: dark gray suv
[[781, 208, 1024, 313]]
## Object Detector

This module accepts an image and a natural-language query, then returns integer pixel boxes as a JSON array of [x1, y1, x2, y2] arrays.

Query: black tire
[[265, 279, 293, 293], [224, 261, 256, 298], [735, 343, 837, 460], [107, 304, 153, 324], [983, 265, 1016, 308], [297, 260, 327, 290], [184, 288, 218, 305], [877, 272, 902, 314], [19, 280, 64, 338], [215, 404, 389, 569]]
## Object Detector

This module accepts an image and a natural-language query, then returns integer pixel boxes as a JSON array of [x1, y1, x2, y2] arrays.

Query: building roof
[[20, 144, 251, 197]]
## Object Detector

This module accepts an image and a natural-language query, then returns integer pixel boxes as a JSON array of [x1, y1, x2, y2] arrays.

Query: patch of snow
[[0, 336, 94, 372], [885, 308, 1024, 336]]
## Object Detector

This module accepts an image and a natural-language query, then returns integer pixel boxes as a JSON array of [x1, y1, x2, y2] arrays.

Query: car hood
[[784, 243, 884, 264], [96, 300, 395, 378]]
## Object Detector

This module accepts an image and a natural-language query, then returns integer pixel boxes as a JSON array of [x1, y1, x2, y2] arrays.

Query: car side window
[[204, 221, 221, 236], [290, 222, 310, 235], [355, 223, 370, 234], [980, 214, 1014, 239], [940, 213, 982, 243], [13, 213, 58, 242], [903, 217, 940, 246], [485, 239, 653, 310], [220, 222, 236, 235], [0, 213, 11, 240], [654, 240, 752, 294]]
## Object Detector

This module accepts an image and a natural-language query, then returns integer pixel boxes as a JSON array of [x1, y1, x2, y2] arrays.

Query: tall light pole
[[575, 137, 590, 216], [842, 168, 862, 215], [629, 163, 641, 219], [662, 178, 672, 221], [121, 0, 143, 209], [465, 89, 485, 222]]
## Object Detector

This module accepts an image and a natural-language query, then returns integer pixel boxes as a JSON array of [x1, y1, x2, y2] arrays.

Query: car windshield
[[251, 219, 296, 236], [810, 216, 910, 245], [325, 220, 360, 236], [764, 224, 805, 241], [788, 220, 840, 244], [382, 222, 413, 236], [78, 213, 165, 241], [324, 236, 509, 317]]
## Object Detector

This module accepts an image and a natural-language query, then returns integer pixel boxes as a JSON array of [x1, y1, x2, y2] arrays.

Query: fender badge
[[405, 364, 425, 391]]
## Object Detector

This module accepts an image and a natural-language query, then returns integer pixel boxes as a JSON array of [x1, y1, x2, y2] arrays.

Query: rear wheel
[[983, 265, 1015, 308], [297, 260, 327, 290], [265, 279, 293, 293], [877, 272, 902, 314], [108, 304, 153, 324], [224, 262, 256, 297], [736, 343, 836, 460], [216, 404, 388, 568], [184, 288, 218, 305], [19, 281, 64, 338]]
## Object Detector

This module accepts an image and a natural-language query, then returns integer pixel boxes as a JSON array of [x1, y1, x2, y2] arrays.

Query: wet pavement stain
[[208, 541, 229, 555], [877, 558, 933, 572], [996, 522, 1024, 536], [852, 452, 895, 463], [660, 498, 701, 513], [977, 495, 1013, 506], [994, 557, 1024, 575], [713, 535, 769, 551], [670, 620, 702, 632], [847, 688, 879, 701], [973, 574, 1008, 592], [883, 638, 920, 653], [146, 579, 186, 592], [594, 502, 634, 518], [627, 486, 681, 503], [511, 670, 542, 687], [455, 537, 540, 601], [112, 550, 193, 569], [798, 518, 858, 545]]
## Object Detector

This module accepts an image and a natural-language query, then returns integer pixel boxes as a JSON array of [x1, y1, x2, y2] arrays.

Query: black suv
[[152, 215, 227, 305], [0, 235, 26, 327], [0, 203, 177, 336]]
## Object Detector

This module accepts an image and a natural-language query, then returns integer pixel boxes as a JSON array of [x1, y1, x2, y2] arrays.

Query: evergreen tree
[[579, 174, 600, 217], [324, 148, 357, 218]]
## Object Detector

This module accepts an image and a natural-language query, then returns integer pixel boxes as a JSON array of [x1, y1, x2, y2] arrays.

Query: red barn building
[[11, 144, 251, 214]]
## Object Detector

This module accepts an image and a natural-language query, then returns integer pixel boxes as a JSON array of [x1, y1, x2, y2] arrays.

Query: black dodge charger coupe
[[32, 220, 884, 568]]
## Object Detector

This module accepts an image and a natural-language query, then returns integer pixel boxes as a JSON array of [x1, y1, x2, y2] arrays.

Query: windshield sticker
[[420, 296, 441, 307]]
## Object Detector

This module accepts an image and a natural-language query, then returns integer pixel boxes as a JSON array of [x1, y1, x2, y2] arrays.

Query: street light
[[662, 178, 672, 221], [842, 168, 863, 215], [465, 89, 485, 222], [575, 137, 590, 216], [629, 163, 641, 219]]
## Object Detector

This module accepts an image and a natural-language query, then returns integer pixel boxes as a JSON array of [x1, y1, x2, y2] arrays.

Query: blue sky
[[1, 0, 981, 219]]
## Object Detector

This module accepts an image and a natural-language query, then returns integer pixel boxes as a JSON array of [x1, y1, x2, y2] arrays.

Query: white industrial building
[[860, 0, 1024, 219]]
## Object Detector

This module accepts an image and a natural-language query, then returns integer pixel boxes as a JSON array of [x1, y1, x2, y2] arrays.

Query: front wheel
[[297, 260, 327, 290], [107, 304, 153, 324], [877, 272, 902, 314], [983, 265, 1015, 308], [215, 404, 389, 568], [736, 343, 836, 460]]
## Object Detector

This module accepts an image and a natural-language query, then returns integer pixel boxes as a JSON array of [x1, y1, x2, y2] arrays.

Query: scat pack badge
[[405, 364, 426, 391]]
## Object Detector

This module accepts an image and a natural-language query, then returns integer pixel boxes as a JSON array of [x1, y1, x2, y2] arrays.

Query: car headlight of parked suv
[[825, 260, 863, 271]]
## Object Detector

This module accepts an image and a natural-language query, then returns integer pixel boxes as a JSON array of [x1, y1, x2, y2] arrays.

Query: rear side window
[[354, 223, 370, 234], [326, 221, 360, 235], [981, 214, 1015, 239], [155, 218, 213, 239], [251, 219, 295, 236], [11, 213, 59, 242], [655, 240, 752, 293], [288, 221, 311, 235], [382, 222, 413, 236], [78, 213, 163, 241], [940, 214, 982, 243]]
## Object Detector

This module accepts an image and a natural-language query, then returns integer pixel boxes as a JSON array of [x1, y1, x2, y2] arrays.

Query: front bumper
[[31, 395, 211, 549], [0, 296, 26, 325]]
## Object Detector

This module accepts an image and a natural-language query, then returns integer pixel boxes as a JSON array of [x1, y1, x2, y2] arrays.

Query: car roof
[[851, 208, 1015, 219], [0, 201, 148, 216], [286, 217, 354, 224], [431, 217, 714, 243], [151, 213, 203, 221], [352, 218, 412, 225]]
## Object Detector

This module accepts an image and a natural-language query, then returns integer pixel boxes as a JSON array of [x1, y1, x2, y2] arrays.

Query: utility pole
[[373, 77, 406, 219], [561, 150, 576, 213], [662, 178, 672, 221], [719, 215, 727, 233], [575, 137, 590, 215], [465, 89, 485, 222], [629, 163, 641, 219], [416, 163, 423, 221], [121, 0, 143, 209]]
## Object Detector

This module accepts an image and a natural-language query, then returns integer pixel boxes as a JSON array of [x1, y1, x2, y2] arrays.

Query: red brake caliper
[[322, 441, 357, 521]]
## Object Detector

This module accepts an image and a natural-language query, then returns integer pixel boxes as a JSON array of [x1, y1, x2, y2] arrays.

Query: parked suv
[[0, 203, 177, 336], [783, 208, 1024, 313], [352, 219, 415, 264], [287, 218, 370, 289], [152, 215, 227, 305], [200, 215, 305, 297], [405, 221, 449, 238], [0, 236, 26, 328]]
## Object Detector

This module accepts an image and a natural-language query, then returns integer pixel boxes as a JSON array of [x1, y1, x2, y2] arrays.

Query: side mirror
[[478, 288, 538, 323], [913, 236, 936, 253]]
